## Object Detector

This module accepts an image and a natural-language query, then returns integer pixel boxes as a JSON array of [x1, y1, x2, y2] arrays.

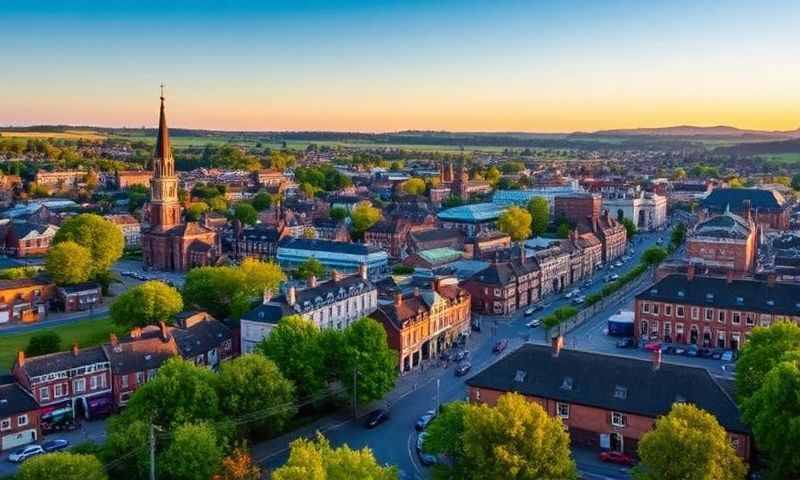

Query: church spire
[[154, 84, 172, 164]]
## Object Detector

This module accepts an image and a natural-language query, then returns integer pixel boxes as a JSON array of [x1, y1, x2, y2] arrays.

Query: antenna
[[160, 83, 165, 100]]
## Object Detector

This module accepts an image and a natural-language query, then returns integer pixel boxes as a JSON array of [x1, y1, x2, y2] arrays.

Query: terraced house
[[463, 256, 541, 315]]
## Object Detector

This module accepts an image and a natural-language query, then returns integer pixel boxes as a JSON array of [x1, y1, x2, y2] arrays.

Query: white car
[[526, 318, 541, 328], [8, 444, 44, 463]]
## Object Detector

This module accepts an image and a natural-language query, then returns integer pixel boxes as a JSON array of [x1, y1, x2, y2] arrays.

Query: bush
[[585, 293, 602, 306], [25, 331, 62, 357], [392, 265, 414, 275]]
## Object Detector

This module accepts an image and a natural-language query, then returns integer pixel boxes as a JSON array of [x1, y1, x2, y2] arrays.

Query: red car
[[644, 341, 662, 352], [599, 451, 635, 466]]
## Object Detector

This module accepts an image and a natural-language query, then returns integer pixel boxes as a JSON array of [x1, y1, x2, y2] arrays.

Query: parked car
[[599, 451, 636, 466], [644, 341, 662, 352], [8, 445, 44, 463], [493, 339, 509, 353], [673, 346, 686, 355], [685, 345, 699, 357], [662, 344, 676, 355], [526, 318, 541, 328], [416, 432, 437, 466], [698, 347, 713, 358], [470, 322, 481, 333], [711, 349, 723, 360], [614, 261, 623, 268], [616, 338, 635, 349], [455, 362, 472, 377], [365, 409, 389, 429], [41, 439, 70, 452], [721, 350, 735, 362], [439, 351, 451, 361], [572, 296, 585, 305], [453, 350, 470, 362], [415, 410, 436, 431]]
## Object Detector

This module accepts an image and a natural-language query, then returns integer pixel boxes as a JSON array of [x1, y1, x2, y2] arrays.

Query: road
[[257, 227, 692, 479]]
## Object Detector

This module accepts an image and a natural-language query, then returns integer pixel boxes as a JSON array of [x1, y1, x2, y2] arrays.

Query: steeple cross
[[160, 83, 165, 100]]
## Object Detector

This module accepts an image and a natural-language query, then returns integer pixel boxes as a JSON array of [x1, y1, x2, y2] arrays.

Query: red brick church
[[142, 92, 218, 271]]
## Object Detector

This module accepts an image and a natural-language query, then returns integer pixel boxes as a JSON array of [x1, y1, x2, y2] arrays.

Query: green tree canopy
[[641, 246, 668, 266], [791, 174, 800, 191], [621, 217, 637, 238], [497, 206, 532, 241], [216, 354, 297, 437], [296, 257, 326, 281], [251, 191, 273, 211], [185, 202, 209, 222], [329, 206, 348, 221], [160, 422, 225, 480], [634, 403, 745, 480], [338, 317, 398, 404], [484, 166, 501, 186], [671, 222, 687, 247], [272, 433, 398, 480], [351, 201, 382, 233], [45, 241, 92, 285], [16, 452, 107, 480], [258, 315, 326, 399], [25, 331, 61, 357], [401, 177, 427, 196], [110, 280, 184, 330], [426, 394, 577, 480], [736, 322, 800, 401], [53, 213, 124, 276], [526, 196, 549, 237], [207, 195, 228, 213], [232, 202, 258, 225]]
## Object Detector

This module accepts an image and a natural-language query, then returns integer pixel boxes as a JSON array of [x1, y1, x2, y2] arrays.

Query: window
[[17, 415, 28, 427], [705, 309, 713, 321], [611, 411, 626, 427], [90, 376, 98, 390], [0, 418, 10, 431], [121, 375, 128, 389], [653, 304, 660, 315], [39, 386, 50, 401], [557, 402, 570, 418], [73, 378, 85, 393], [614, 385, 628, 400], [664, 322, 671, 337], [732, 312, 741, 325], [136, 372, 144, 385], [676, 306, 685, 318], [745, 314, 754, 326], [642, 303, 650, 314], [665, 305, 672, 316], [718, 311, 726, 323], [691, 307, 699, 320], [731, 437, 740, 450], [54, 384, 65, 398]]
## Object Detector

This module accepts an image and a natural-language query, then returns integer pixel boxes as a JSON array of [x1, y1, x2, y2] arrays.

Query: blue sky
[[2, 1, 799, 132]]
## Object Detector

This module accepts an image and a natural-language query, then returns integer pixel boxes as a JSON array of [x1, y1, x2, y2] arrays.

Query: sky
[[1, 0, 799, 133]]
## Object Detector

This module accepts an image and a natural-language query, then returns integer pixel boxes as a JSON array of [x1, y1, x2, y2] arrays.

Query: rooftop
[[437, 203, 506, 223]]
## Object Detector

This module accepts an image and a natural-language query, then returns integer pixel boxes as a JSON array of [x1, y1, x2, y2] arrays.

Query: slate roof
[[102, 331, 178, 375], [437, 203, 506, 223], [58, 282, 101, 294], [409, 229, 464, 244], [241, 297, 292, 325], [469, 260, 539, 286], [466, 343, 748, 434], [278, 237, 381, 255], [172, 320, 233, 359], [693, 211, 752, 239], [636, 273, 800, 316], [20, 346, 108, 378], [0, 383, 39, 417], [703, 188, 786, 212], [294, 274, 374, 306], [240, 224, 281, 242]]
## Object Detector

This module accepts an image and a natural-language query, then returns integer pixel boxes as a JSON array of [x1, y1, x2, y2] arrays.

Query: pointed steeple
[[154, 85, 171, 163]]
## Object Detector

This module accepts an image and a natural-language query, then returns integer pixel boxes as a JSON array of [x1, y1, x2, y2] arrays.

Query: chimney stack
[[652, 348, 662, 371], [287, 286, 296, 306], [17, 351, 24, 367], [359, 263, 368, 281], [110, 333, 119, 347], [742, 199, 752, 220], [726, 269, 734, 285], [159, 321, 168, 341], [687, 264, 695, 282], [71, 343, 79, 357], [768, 272, 777, 288], [130, 327, 142, 338], [413, 287, 420, 297], [394, 291, 403, 307], [262, 288, 272, 305], [551, 335, 564, 357], [308, 275, 317, 288], [331, 270, 342, 282]]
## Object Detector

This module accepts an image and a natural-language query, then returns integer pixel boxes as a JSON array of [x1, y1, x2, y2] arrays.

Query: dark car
[[41, 439, 70, 452], [662, 344, 676, 355], [416, 432, 437, 466], [439, 350, 451, 361], [471, 322, 481, 332], [455, 362, 472, 377], [365, 409, 389, 429], [415, 410, 436, 431], [493, 339, 509, 353], [453, 350, 470, 362], [599, 451, 636, 466], [698, 347, 713, 358], [711, 349, 723, 360], [615, 338, 635, 349]]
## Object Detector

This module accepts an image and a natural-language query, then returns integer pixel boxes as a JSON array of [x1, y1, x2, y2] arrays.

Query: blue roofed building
[[492, 183, 585, 213], [437, 202, 507, 240], [276, 237, 389, 279]]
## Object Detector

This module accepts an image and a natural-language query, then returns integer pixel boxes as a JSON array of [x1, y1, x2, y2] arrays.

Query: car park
[[415, 410, 436, 431], [493, 339, 509, 353], [41, 439, 70, 452], [416, 432, 437, 466], [365, 409, 389, 429], [599, 451, 636, 466], [455, 362, 472, 377], [8, 445, 44, 463]]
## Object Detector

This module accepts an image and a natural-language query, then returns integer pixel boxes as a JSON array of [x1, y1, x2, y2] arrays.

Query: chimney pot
[[394, 292, 403, 307], [413, 287, 420, 297], [551, 335, 564, 357], [308, 275, 317, 288], [71, 343, 79, 357], [687, 264, 696, 282], [159, 321, 168, 341], [17, 351, 24, 367], [287, 286, 296, 306], [726, 270, 734, 284], [359, 263, 368, 281], [652, 349, 662, 371], [262, 288, 272, 305], [110, 333, 119, 347]]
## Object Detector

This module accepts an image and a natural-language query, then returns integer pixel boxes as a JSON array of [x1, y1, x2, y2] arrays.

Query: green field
[[757, 153, 800, 164], [0, 317, 116, 368]]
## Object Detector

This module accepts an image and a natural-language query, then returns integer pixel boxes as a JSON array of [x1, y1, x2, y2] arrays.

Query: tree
[[251, 192, 273, 211], [338, 317, 398, 403], [53, 213, 124, 276], [497, 206, 532, 241], [426, 394, 577, 480], [216, 354, 297, 436], [634, 403, 745, 480], [121, 357, 220, 429], [791, 174, 800, 191], [621, 217, 637, 238], [25, 331, 61, 357], [300, 182, 315, 199], [329, 206, 348, 221], [45, 241, 92, 285], [104, 418, 150, 480], [671, 222, 687, 247], [258, 315, 326, 399], [17, 452, 107, 480], [484, 166, 501, 186], [735, 322, 800, 401], [160, 422, 225, 480], [110, 280, 183, 329], [351, 201, 382, 233], [272, 433, 397, 480], [728, 177, 745, 188], [741, 354, 800, 479], [526, 196, 549, 237], [207, 195, 228, 213], [556, 222, 571, 239], [641, 246, 668, 266], [673, 167, 687, 180], [233, 202, 258, 226], [303, 227, 318, 239], [185, 202, 209, 221], [296, 257, 326, 281], [401, 177, 426, 196], [213, 448, 263, 480]]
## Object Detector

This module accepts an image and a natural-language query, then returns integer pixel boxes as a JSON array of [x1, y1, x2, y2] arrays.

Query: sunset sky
[[2, 0, 799, 133]]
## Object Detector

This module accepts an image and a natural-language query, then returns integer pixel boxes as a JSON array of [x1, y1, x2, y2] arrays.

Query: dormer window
[[561, 377, 574, 391], [677, 290, 685, 297], [736, 297, 744, 305], [614, 385, 627, 400], [705, 293, 714, 302], [767, 299, 775, 306]]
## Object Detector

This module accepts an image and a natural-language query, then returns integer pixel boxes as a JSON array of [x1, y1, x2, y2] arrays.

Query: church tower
[[148, 88, 182, 230]]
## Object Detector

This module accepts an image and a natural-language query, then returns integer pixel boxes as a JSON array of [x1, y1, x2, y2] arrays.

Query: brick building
[[142, 93, 218, 271], [371, 278, 470, 372], [34, 171, 85, 191], [115, 170, 153, 190], [407, 229, 465, 255], [635, 269, 800, 350], [467, 342, 751, 460], [0, 382, 41, 452], [701, 188, 790, 231], [104, 214, 141, 248], [554, 193, 602, 225], [578, 210, 627, 264], [55, 282, 101, 312], [0, 221, 59, 257], [0, 278, 54, 325], [463, 258, 541, 315], [686, 209, 757, 274]]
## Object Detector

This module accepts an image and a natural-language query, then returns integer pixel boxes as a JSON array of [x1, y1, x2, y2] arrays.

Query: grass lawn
[[758, 153, 800, 164], [0, 130, 107, 141], [0, 317, 117, 369]]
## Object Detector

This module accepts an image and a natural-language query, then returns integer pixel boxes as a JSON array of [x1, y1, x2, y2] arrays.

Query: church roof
[[154, 92, 171, 162]]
